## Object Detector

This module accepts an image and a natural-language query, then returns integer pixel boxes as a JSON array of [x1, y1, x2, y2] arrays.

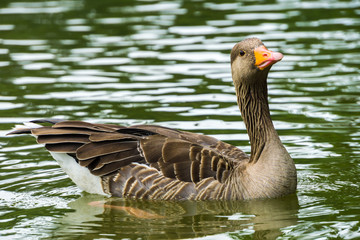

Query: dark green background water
[[0, 0, 359, 239]]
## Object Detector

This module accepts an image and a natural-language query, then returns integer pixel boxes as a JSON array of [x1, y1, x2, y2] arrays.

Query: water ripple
[[0, 0, 359, 239]]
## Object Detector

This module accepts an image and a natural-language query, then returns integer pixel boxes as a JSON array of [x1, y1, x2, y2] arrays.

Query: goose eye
[[239, 50, 245, 56]]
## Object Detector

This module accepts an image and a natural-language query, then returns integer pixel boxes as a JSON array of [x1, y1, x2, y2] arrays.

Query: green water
[[0, 0, 360, 239]]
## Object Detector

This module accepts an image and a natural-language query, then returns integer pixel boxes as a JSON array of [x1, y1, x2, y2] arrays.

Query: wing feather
[[10, 120, 248, 188], [76, 141, 138, 160]]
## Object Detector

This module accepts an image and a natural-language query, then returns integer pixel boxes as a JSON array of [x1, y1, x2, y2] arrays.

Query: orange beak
[[254, 46, 283, 70]]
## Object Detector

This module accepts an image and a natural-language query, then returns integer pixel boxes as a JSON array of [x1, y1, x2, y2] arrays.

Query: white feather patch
[[13, 122, 42, 131], [50, 152, 108, 196], [23, 122, 43, 128]]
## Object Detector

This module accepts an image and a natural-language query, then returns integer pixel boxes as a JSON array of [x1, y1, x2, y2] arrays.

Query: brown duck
[[8, 38, 297, 200]]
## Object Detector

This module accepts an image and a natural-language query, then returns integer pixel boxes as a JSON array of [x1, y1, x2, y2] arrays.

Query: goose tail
[[7, 119, 64, 135]]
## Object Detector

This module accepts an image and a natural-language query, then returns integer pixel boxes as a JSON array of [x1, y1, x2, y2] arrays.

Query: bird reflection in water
[[89, 200, 165, 219], [54, 194, 299, 240]]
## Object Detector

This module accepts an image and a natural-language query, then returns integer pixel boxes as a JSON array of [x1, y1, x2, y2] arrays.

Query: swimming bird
[[8, 38, 297, 200]]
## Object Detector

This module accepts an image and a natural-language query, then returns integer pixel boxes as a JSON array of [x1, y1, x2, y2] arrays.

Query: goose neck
[[236, 80, 279, 163]]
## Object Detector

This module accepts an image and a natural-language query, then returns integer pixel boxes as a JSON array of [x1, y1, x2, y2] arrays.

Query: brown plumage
[[8, 38, 297, 200]]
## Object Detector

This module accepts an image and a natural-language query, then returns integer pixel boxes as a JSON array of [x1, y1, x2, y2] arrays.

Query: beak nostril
[[263, 53, 268, 57]]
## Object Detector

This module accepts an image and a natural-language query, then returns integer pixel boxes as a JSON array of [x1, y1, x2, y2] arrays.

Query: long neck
[[235, 78, 279, 163]]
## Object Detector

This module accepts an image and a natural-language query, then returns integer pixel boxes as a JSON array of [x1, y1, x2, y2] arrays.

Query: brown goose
[[8, 38, 297, 200]]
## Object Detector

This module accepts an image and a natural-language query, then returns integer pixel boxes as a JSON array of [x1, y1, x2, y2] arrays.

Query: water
[[0, 0, 359, 239]]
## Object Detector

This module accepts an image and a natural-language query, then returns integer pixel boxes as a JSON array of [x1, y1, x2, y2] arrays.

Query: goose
[[8, 38, 297, 200]]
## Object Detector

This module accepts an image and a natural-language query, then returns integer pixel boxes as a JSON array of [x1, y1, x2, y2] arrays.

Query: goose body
[[8, 38, 297, 200]]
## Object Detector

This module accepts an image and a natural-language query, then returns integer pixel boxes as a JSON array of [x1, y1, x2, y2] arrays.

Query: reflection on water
[[0, 0, 360, 239], [55, 194, 299, 240]]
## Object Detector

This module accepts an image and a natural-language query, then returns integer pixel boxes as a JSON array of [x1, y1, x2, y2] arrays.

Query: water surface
[[0, 0, 360, 239]]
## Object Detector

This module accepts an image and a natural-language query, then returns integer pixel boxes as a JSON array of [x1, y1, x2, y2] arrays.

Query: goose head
[[230, 38, 283, 87]]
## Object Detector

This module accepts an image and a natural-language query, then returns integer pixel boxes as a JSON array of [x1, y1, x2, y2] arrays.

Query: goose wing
[[12, 120, 248, 184]]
